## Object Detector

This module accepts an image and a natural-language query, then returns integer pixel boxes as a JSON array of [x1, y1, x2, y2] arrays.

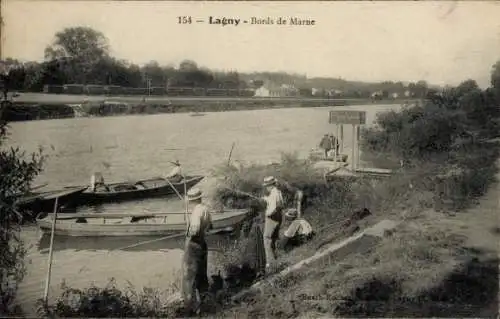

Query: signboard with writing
[[329, 110, 366, 125]]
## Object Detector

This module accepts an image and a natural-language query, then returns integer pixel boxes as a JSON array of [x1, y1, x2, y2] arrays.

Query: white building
[[254, 86, 271, 97]]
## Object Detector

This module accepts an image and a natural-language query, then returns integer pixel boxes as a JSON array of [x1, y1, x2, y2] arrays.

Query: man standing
[[319, 134, 333, 159], [261, 176, 284, 272], [182, 188, 213, 315], [329, 134, 340, 157], [164, 160, 183, 183]]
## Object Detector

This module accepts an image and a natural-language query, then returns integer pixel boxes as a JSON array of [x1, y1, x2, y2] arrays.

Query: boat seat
[[113, 184, 138, 192]]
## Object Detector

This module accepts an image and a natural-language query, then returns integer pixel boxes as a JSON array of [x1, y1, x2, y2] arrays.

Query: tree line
[[1, 26, 442, 98]]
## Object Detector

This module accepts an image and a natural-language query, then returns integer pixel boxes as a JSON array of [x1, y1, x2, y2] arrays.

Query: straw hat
[[187, 188, 202, 201], [262, 176, 277, 187], [285, 208, 298, 220]]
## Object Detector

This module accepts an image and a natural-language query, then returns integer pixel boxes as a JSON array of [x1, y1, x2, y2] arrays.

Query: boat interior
[[92, 177, 191, 193]]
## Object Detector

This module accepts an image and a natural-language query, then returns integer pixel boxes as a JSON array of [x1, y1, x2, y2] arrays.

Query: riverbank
[[3, 96, 417, 122], [220, 154, 500, 318], [39, 140, 499, 317], [33, 88, 500, 317]]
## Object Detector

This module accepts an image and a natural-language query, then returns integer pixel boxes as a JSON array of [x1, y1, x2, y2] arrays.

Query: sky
[[2, 1, 500, 88]]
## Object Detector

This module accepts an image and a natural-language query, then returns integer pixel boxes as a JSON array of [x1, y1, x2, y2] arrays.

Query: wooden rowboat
[[72, 175, 204, 206], [15, 186, 87, 215], [36, 208, 250, 237]]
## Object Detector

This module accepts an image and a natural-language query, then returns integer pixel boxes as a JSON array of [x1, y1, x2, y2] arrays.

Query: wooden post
[[351, 125, 356, 171], [227, 142, 236, 166], [356, 126, 361, 169], [335, 125, 340, 162], [181, 166, 188, 224], [340, 124, 344, 153], [43, 196, 59, 307]]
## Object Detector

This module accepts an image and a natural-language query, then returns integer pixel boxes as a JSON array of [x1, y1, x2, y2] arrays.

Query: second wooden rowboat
[[36, 208, 250, 237]]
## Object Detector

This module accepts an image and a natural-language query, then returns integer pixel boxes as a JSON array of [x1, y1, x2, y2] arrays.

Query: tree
[[491, 60, 500, 101], [0, 69, 44, 315], [142, 61, 165, 87], [179, 60, 198, 72], [455, 79, 479, 98], [44, 27, 110, 84], [414, 80, 429, 98]]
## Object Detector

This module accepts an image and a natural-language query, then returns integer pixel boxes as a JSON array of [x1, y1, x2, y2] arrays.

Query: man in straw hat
[[261, 176, 285, 272], [164, 159, 183, 183], [182, 187, 213, 315]]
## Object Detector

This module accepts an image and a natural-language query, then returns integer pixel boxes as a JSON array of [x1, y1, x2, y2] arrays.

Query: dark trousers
[[182, 237, 208, 312], [281, 234, 314, 253]]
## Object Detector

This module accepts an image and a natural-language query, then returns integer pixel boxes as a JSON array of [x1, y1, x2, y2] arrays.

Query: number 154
[[178, 16, 192, 24]]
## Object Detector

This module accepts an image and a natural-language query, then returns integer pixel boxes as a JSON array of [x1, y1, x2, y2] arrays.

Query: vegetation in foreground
[[0, 121, 44, 316], [38, 61, 500, 318]]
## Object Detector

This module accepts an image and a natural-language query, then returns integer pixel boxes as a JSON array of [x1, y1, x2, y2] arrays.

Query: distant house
[[371, 91, 383, 99], [254, 82, 298, 97], [404, 90, 412, 97], [255, 86, 271, 97], [327, 89, 343, 97], [391, 92, 399, 99]]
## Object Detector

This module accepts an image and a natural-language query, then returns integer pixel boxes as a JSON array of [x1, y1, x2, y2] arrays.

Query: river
[[6, 104, 400, 314]]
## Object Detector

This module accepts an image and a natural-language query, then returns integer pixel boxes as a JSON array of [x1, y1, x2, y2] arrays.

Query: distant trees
[[44, 27, 110, 84], [491, 60, 500, 100], [2, 26, 475, 98]]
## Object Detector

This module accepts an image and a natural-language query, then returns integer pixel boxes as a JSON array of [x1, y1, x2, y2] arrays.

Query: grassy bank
[[40, 147, 499, 318], [38, 83, 499, 317], [5, 98, 415, 122]]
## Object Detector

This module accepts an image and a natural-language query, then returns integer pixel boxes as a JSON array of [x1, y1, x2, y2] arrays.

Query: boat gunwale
[[43, 208, 249, 220], [36, 209, 250, 236], [81, 175, 204, 196]]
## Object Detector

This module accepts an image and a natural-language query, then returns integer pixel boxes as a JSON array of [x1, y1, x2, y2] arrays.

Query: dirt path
[[449, 158, 500, 317], [453, 159, 499, 257]]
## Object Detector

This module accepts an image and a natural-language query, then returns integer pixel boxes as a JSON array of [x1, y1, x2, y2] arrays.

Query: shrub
[[39, 278, 181, 318], [0, 121, 44, 315]]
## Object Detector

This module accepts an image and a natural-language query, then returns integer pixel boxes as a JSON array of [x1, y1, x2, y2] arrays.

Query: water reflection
[[37, 231, 238, 254]]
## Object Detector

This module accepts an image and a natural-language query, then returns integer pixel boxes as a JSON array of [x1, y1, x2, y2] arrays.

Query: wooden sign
[[329, 110, 366, 125]]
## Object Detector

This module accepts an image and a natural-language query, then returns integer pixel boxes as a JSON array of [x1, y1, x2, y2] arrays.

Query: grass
[[42, 145, 499, 318]]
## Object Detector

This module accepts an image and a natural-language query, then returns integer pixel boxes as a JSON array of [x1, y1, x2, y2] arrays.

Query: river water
[[6, 104, 399, 314]]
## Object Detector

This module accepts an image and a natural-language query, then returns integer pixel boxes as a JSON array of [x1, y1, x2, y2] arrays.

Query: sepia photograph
[[1, 1, 499, 317]]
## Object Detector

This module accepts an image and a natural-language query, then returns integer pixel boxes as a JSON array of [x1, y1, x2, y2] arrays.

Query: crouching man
[[280, 208, 315, 253]]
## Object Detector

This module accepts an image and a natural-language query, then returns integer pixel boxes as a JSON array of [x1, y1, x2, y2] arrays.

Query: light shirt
[[263, 187, 284, 217], [165, 165, 181, 179], [187, 203, 212, 237], [284, 218, 313, 238]]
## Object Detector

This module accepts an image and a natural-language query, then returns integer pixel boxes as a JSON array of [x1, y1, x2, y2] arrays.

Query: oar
[[30, 183, 49, 192], [223, 187, 261, 201], [227, 142, 236, 166], [163, 177, 184, 201], [43, 196, 59, 307]]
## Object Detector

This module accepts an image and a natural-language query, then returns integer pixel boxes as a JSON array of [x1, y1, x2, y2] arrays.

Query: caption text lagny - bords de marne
[[177, 16, 316, 27]]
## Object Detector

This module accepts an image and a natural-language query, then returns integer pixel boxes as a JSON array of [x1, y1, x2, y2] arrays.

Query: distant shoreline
[[4, 94, 418, 122]]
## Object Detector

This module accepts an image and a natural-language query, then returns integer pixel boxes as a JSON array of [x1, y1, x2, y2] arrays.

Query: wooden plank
[[46, 209, 247, 220]]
